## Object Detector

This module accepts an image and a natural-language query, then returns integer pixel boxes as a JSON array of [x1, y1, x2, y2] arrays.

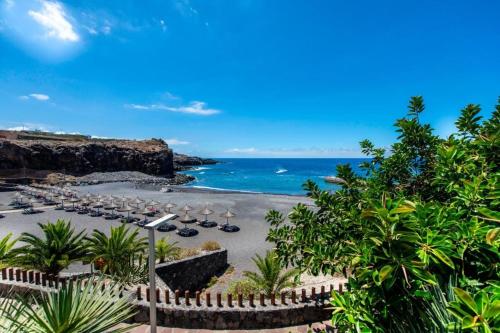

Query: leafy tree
[[0, 278, 137, 333], [155, 237, 180, 263], [267, 96, 500, 332], [86, 224, 148, 285], [0, 233, 16, 269], [243, 250, 299, 296], [11, 220, 86, 275]]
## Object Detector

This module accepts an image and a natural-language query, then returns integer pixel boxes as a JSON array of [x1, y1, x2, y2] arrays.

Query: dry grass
[[178, 247, 200, 259], [200, 240, 221, 252]]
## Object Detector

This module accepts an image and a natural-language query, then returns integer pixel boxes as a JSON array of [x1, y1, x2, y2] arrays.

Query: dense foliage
[[11, 220, 87, 275], [0, 278, 136, 333], [86, 224, 148, 285], [266, 97, 499, 332], [243, 250, 299, 296]]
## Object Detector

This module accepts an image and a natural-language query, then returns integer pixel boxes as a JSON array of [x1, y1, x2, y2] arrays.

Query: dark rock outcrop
[[173, 153, 217, 171], [0, 139, 174, 177]]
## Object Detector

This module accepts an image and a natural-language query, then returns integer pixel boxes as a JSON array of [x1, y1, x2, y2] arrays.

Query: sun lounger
[[89, 210, 103, 217], [22, 207, 43, 215], [158, 223, 177, 232], [198, 220, 218, 228], [135, 219, 148, 227], [176, 228, 198, 237], [219, 224, 240, 233]]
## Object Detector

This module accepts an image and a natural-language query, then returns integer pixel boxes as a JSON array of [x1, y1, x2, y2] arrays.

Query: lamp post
[[144, 213, 176, 333]]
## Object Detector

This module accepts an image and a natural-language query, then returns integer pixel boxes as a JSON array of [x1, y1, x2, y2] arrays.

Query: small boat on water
[[324, 176, 346, 184]]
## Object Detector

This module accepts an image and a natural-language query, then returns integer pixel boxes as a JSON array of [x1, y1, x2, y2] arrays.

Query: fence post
[[281, 292, 286, 305], [238, 293, 243, 307], [156, 288, 161, 303], [339, 283, 343, 293], [271, 293, 276, 306], [249, 293, 255, 307], [260, 293, 265, 306], [217, 293, 222, 307], [175, 290, 180, 305], [206, 292, 211, 307], [165, 289, 170, 304], [185, 290, 190, 306], [301, 289, 306, 302], [196, 291, 201, 306], [292, 290, 297, 304], [137, 286, 142, 301], [227, 293, 233, 307]]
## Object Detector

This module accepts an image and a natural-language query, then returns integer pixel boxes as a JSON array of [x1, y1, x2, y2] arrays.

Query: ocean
[[180, 158, 369, 195]]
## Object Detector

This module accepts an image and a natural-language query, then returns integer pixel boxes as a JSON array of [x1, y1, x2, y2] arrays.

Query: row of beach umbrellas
[[16, 185, 238, 229]]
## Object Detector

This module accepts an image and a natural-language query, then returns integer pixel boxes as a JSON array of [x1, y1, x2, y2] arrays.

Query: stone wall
[[0, 267, 337, 330], [155, 249, 228, 292]]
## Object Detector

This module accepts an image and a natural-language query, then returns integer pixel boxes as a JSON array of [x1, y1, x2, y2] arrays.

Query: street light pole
[[145, 213, 176, 333], [148, 227, 157, 333]]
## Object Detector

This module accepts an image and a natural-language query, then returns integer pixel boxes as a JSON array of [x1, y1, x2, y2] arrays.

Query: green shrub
[[267, 96, 500, 332], [225, 279, 258, 299]]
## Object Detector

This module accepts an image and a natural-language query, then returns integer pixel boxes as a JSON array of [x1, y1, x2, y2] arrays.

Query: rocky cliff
[[0, 132, 174, 177], [173, 153, 217, 171]]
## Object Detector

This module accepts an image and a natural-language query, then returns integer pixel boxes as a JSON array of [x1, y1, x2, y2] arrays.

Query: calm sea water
[[181, 158, 369, 195]]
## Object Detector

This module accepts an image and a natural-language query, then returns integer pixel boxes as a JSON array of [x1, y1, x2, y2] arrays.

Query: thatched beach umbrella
[[129, 197, 144, 208], [181, 204, 193, 213], [93, 200, 104, 214], [163, 202, 177, 214], [68, 197, 80, 209], [146, 200, 160, 207], [221, 209, 236, 226], [58, 194, 68, 208], [119, 204, 133, 220], [199, 205, 214, 223]]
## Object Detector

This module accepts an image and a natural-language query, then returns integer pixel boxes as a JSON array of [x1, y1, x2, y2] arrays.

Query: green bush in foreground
[[0, 233, 16, 269], [267, 96, 499, 332], [11, 220, 87, 275], [244, 250, 299, 296], [155, 237, 180, 263], [0, 278, 136, 333]]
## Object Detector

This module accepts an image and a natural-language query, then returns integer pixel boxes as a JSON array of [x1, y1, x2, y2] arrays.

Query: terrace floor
[[127, 321, 334, 332]]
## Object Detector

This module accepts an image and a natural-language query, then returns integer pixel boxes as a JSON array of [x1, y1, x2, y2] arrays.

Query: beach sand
[[0, 182, 313, 274]]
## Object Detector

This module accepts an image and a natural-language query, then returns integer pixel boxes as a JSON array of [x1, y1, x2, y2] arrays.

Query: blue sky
[[0, 0, 499, 158]]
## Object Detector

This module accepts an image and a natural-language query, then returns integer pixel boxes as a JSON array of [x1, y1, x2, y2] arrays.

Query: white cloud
[[124, 103, 150, 110], [29, 93, 50, 101], [18, 93, 50, 101], [125, 101, 221, 116], [165, 138, 190, 145], [28, 1, 79, 42], [4, 123, 49, 131], [225, 147, 258, 154], [159, 19, 167, 32]]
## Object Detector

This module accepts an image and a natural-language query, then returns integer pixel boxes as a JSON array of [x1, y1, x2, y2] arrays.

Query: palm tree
[[86, 224, 147, 276], [0, 278, 137, 333], [155, 237, 180, 263], [243, 250, 299, 296], [11, 220, 86, 275], [0, 233, 16, 269]]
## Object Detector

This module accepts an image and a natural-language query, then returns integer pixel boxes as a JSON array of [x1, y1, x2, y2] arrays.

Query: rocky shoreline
[[71, 171, 195, 186]]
